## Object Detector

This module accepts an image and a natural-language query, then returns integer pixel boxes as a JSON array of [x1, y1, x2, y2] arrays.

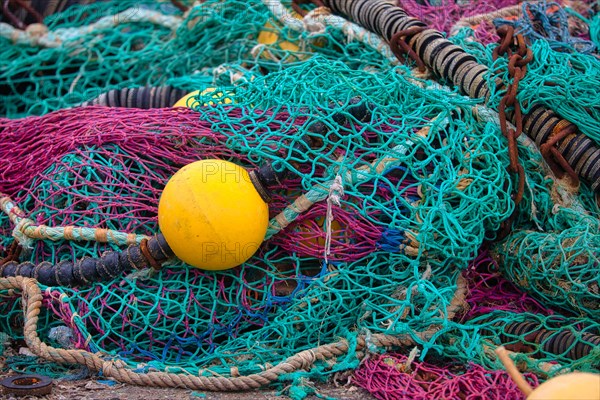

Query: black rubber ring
[[1, 374, 53, 397]]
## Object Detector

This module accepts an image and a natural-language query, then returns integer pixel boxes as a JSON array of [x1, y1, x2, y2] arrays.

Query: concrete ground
[[0, 342, 375, 400], [0, 378, 374, 400]]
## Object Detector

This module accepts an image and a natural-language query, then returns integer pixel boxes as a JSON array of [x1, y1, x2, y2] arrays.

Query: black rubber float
[[0, 374, 53, 397]]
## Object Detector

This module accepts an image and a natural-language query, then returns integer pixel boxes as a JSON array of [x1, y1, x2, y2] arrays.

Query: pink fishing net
[[353, 352, 539, 400], [399, 0, 521, 43]]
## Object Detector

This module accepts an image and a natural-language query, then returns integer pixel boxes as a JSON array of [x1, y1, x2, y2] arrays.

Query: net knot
[[303, 7, 330, 34], [13, 219, 34, 249], [25, 23, 48, 38]]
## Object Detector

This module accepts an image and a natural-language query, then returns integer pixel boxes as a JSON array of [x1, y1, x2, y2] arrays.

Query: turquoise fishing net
[[0, 0, 599, 390], [1, 0, 270, 117]]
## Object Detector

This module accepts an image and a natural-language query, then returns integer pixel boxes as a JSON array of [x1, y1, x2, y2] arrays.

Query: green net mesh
[[1, 0, 599, 395]]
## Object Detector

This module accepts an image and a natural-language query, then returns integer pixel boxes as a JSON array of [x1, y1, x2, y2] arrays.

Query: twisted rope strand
[[0, 274, 466, 390]]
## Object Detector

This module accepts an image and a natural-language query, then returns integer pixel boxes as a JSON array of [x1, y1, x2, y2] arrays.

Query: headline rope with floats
[[1, 0, 600, 398], [320, 0, 600, 191]]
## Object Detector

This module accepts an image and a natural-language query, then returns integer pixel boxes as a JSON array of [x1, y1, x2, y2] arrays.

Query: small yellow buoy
[[257, 22, 300, 52], [158, 159, 269, 270], [173, 88, 232, 109], [295, 216, 343, 248]]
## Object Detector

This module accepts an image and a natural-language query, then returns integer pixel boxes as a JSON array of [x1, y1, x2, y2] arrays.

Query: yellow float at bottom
[[158, 159, 269, 270], [527, 372, 600, 400]]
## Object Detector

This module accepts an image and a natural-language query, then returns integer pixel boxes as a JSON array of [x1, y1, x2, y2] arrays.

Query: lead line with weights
[[497, 320, 600, 362], [0, 234, 172, 286], [0, 99, 371, 285], [79, 86, 189, 109], [319, 0, 600, 192]]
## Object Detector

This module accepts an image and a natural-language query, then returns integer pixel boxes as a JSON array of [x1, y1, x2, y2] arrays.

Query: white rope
[[1, 8, 182, 48], [324, 174, 344, 263], [261, 0, 304, 32]]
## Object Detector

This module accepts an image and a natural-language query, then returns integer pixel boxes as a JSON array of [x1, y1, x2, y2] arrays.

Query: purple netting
[[463, 251, 555, 320], [399, 0, 521, 43], [0, 107, 411, 264]]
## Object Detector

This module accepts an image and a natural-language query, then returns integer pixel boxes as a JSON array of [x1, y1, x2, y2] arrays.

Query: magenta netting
[[353, 352, 539, 400], [0, 107, 382, 264], [462, 251, 555, 320], [399, 0, 522, 43], [1, 0, 600, 399]]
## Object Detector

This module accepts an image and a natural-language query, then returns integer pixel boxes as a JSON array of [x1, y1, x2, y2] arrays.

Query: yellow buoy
[[495, 346, 600, 400], [257, 22, 300, 52], [527, 373, 600, 400], [158, 159, 269, 270], [173, 88, 232, 109], [295, 216, 343, 248]]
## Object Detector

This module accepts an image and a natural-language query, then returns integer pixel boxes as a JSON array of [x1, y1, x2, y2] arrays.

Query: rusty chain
[[0, 241, 22, 267], [539, 121, 580, 186], [493, 25, 532, 238], [295, 0, 326, 16], [169, 0, 189, 12], [2, 0, 44, 30]]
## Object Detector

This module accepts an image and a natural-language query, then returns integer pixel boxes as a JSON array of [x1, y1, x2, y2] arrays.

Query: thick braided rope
[[1, 274, 466, 390], [0, 8, 182, 47], [0, 194, 147, 247]]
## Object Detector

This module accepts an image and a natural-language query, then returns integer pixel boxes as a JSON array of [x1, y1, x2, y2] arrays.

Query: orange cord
[[495, 346, 534, 397]]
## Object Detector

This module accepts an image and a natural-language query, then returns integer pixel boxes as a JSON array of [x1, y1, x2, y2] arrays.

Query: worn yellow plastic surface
[[528, 373, 600, 400], [257, 21, 300, 52], [158, 160, 269, 270], [296, 217, 343, 248], [173, 88, 232, 108]]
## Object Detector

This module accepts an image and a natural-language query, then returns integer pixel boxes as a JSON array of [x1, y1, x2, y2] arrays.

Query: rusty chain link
[[493, 25, 532, 239], [539, 120, 580, 186], [389, 27, 428, 72], [293, 0, 326, 16], [0, 241, 22, 267], [1, 0, 44, 30]]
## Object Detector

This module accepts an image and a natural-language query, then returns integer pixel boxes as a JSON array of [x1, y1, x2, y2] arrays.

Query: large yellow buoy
[[158, 160, 269, 270], [173, 88, 232, 109], [495, 346, 600, 400]]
